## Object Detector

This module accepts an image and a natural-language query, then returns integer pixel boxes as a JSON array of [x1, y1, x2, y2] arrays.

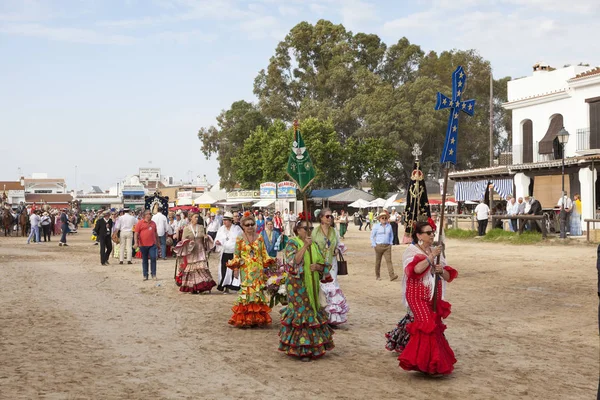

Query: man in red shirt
[[135, 210, 161, 280]]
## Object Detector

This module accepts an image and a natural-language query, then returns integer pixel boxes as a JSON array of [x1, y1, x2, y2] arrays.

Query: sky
[[1, 0, 599, 191]]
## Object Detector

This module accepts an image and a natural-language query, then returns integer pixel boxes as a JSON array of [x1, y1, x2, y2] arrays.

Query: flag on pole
[[286, 122, 316, 192]]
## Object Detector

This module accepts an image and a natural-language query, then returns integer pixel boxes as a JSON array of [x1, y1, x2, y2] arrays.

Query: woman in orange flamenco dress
[[398, 221, 458, 375], [226, 213, 275, 328]]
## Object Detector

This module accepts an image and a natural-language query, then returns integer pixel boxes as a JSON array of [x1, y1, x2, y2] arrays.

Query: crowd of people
[[13, 200, 458, 374]]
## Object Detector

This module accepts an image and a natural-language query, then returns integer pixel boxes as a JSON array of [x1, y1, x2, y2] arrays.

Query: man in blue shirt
[[370, 210, 399, 281]]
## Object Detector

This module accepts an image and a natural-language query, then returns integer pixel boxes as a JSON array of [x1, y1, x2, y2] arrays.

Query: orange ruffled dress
[[226, 235, 275, 327]]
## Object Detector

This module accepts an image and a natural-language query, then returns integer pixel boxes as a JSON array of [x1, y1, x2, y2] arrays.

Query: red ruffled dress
[[399, 253, 458, 375]]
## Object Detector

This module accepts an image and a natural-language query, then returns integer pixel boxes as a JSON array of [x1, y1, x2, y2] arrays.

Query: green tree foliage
[[199, 20, 512, 193], [198, 100, 269, 189]]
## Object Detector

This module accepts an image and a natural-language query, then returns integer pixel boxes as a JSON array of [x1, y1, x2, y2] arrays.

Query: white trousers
[[120, 231, 133, 262]]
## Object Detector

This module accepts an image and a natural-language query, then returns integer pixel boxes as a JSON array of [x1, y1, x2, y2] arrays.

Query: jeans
[[27, 225, 40, 243], [60, 223, 68, 243], [140, 245, 157, 278], [119, 231, 133, 262], [159, 235, 167, 258]]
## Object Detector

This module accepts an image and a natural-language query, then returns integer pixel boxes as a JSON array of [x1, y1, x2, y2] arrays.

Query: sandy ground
[[0, 227, 598, 400]]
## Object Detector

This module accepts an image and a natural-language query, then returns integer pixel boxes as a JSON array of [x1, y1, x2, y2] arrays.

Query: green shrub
[[445, 228, 478, 239], [480, 229, 543, 244]]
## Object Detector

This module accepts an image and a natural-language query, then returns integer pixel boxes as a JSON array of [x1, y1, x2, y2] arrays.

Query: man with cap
[[370, 210, 399, 281], [214, 211, 243, 293], [95, 210, 114, 265], [115, 208, 137, 265]]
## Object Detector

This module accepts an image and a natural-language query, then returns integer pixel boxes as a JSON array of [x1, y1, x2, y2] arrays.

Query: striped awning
[[490, 178, 514, 200], [454, 180, 488, 201], [455, 179, 513, 201]]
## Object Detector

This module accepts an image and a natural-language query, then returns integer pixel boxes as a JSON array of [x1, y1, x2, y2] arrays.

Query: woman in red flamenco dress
[[399, 221, 458, 375]]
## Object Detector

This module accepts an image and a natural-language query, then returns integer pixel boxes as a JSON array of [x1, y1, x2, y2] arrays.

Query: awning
[[538, 115, 563, 154], [194, 190, 226, 205], [253, 199, 275, 207], [215, 200, 252, 206]]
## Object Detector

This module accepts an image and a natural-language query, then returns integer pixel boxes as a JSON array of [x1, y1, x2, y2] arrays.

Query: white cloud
[[309, 3, 327, 15], [381, 5, 600, 78], [0, 23, 137, 45], [503, 0, 600, 14], [239, 15, 283, 40], [278, 5, 300, 17], [382, 11, 437, 32], [152, 29, 217, 43], [339, 0, 379, 30]]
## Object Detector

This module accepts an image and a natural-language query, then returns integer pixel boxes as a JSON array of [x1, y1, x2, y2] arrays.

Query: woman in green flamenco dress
[[278, 218, 335, 361]]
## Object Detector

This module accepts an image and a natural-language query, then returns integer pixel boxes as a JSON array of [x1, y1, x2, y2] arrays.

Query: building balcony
[[504, 142, 560, 165], [576, 128, 591, 151]]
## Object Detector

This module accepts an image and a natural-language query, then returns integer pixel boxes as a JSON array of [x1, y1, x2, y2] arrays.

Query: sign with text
[[227, 190, 260, 200], [277, 181, 297, 199], [139, 168, 161, 182], [178, 191, 193, 199], [260, 182, 277, 199]]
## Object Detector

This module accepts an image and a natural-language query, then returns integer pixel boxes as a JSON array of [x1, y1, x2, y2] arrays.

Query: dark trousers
[[217, 252, 236, 291], [140, 245, 157, 278], [477, 219, 488, 236], [60, 224, 68, 243], [511, 218, 517, 232], [100, 236, 113, 264], [42, 225, 51, 241], [390, 222, 400, 245]]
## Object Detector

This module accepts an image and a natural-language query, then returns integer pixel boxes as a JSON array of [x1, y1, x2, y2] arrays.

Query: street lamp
[[557, 127, 570, 238]]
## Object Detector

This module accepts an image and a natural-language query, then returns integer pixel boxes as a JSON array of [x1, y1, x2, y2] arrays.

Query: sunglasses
[[299, 226, 314, 231], [324, 215, 333, 219], [420, 231, 434, 236], [380, 217, 389, 220], [244, 223, 256, 227]]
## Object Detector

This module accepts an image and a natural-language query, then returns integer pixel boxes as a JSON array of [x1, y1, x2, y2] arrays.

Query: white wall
[[508, 66, 590, 102], [510, 73, 600, 160]]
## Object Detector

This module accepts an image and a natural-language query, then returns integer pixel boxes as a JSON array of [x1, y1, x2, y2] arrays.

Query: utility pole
[[489, 71, 494, 167]]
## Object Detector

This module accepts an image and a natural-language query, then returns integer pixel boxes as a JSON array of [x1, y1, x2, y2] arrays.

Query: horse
[[19, 211, 28, 237], [2, 209, 13, 236]]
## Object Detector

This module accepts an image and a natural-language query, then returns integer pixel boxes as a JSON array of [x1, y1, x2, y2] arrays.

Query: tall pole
[[433, 163, 450, 311], [489, 72, 494, 167], [560, 143, 566, 238]]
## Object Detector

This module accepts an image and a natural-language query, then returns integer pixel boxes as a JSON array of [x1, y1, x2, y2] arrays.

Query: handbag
[[112, 230, 120, 244], [337, 252, 348, 275]]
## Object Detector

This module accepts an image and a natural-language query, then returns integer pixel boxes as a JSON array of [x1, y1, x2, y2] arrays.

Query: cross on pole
[[432, 66, 476, 312], [435, 66, 476, 165], [412, 143, 422, 162]]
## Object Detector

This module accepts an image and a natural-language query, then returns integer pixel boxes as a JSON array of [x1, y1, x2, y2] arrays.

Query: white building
[[503, 63, 600, 223], [24, 173, 67, 194], [450, 63, 600, 232]]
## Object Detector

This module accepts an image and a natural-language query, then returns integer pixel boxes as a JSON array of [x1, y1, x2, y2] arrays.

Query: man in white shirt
[[206, 214, 221, 252], [474, 200, 490, 236], [288, 210, 297, 236], [558, 192, 573, 238], [214, 212, 243, 293], [283, 208, 291, 236], [506, 196, 518, 231], [151, 207, 170, 260], [115, 208, 137, 264], [27, 210, 41, 244]]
